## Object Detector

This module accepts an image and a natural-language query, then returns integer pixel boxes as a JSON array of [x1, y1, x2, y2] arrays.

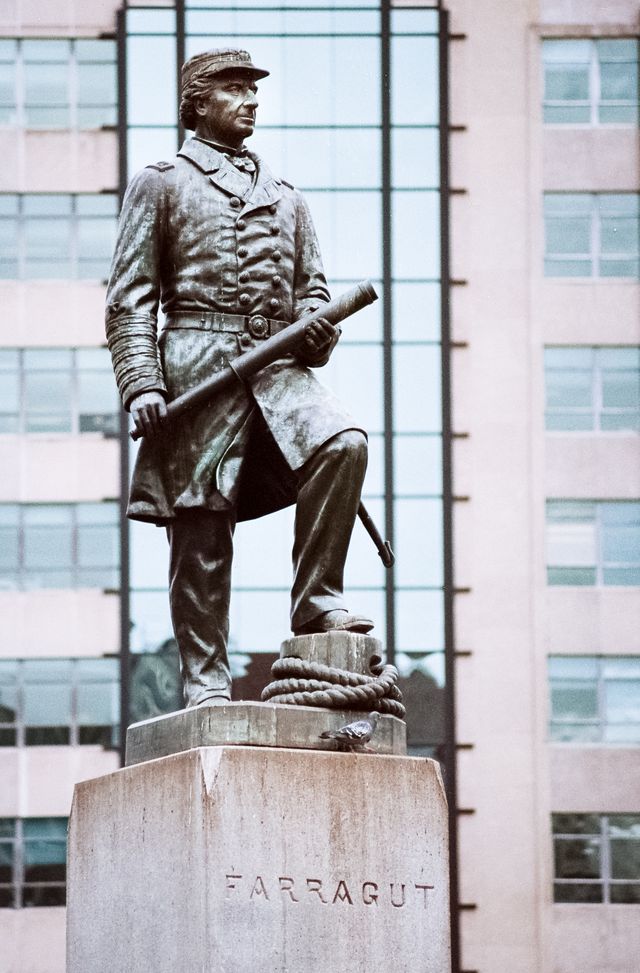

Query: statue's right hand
[[129, 390, 168, 440]]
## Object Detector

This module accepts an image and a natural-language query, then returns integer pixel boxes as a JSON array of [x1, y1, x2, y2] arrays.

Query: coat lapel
[[177, 138, 284, 212], [178, 138, 249, 200], [242, 152, 283, 215]]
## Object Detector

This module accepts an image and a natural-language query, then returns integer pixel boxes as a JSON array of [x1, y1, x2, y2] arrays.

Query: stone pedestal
[[67, 745, 451, 972], [126, 701, 407, 765]]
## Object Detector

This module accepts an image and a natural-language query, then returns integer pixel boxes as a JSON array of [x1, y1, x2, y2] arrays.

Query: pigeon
[[319, 712, 381, 752]]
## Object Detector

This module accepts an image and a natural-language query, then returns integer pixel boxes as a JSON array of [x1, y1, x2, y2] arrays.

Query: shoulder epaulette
[[146, 161, 175, 172], [281, 178, 295, 190]]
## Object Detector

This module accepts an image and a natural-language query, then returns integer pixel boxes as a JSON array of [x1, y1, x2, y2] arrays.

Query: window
[[549, 656, 640, 743], [0, 657, 119, 747], [0, 348, 119, 435], [0, 818, 67, 908], [0, 502, 120, 590], [544, 193, 640, 279], [0, 193, 118, 280], [0, 38, 116, 129], [546, 501, 640, 586], [543, 39, 639, 125], [553, 814, 640, 904], [545, 347, 640, 432]]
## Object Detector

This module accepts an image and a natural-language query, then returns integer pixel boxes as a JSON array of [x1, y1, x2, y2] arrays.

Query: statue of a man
[[106, 48, 374, 707]]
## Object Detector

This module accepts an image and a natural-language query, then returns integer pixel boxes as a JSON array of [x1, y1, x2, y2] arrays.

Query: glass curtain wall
[[120, 1, 446, 756]]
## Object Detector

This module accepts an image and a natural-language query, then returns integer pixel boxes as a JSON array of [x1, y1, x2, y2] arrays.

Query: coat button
[[272, 249, 281, 262], [230, 197, 242, 209], [238, 246, 248, 257], [269, 298, 280, 311], [237, 218, 247, 230], [239, 293, 251, 305], [240, 333, 252, 347], [272, 275, 281, 287], [239, 271, 250, 283], [269, 204, 277, 214], [270, 225, 280, 235]]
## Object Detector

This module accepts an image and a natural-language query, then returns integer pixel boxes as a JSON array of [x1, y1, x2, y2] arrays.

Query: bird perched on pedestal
[[319, 711, 381, 752]]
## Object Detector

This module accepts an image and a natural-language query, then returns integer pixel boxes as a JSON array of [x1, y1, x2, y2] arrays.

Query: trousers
[[166, 429, 368, 706]]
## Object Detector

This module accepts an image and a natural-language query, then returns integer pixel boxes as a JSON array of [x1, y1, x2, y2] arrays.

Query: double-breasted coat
[[105, 138, 361, 524]]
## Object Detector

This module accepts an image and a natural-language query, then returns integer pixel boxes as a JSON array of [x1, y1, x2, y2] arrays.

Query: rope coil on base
[[261, 656, 406, 719]]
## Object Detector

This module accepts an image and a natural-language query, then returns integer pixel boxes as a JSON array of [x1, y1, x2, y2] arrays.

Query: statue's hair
[[179, 72, 218, 131]]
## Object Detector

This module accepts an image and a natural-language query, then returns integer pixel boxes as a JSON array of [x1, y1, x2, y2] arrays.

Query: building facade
[[447, 1, 640, 971], [0, 1, 638, 972]]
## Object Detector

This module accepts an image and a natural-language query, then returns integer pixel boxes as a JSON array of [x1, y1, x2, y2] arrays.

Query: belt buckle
[[248, 314, 269, 339]]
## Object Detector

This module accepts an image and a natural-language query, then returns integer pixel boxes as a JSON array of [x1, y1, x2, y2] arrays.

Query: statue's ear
[[194, 96, 208, 118]]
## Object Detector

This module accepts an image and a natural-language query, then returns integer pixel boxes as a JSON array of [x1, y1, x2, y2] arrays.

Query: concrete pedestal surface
[[67, 746, 450, 973], [126, 702, 407, 765]]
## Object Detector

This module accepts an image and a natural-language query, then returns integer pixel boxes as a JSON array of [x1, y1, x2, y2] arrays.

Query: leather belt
[[163, 310, 288, 340]]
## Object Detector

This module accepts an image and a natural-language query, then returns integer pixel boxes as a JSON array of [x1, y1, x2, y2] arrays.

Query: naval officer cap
[[181, 48, 270, 89]]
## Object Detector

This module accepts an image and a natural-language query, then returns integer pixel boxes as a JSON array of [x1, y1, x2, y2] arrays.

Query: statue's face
[[195, 71, 259, 147]]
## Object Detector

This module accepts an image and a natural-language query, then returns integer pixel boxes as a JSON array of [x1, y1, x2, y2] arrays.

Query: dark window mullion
[[381, 0, 395, 664]]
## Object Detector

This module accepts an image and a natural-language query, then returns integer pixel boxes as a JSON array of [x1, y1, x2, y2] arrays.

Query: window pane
[[610, 884, 640, 903], [393, 282, 441, 342], [392, 191, 440, 279], [602, 503, 640, 566], [25, 370, 72, 433], [547, 520, 597, 568], [24, 522, 73, 570], [554, 882, 602, 903], [392, 128, 439, 189], [553, 813, 601, 835], [551, 682, 598, 720], [24, 683, 71, 727], [555, 838, 601, 879], [545, 64, 589, 102], [77, 682, 118, 728], [78, 370, 119, 434], [608, 815, 640, 837], [611, 839, 640, 880], [605, 680, 640, 727], [600, 61, 637, 102], [546, 217, 591, 254], [394, 498, 443, 587], [396, 589, 444, 652], [127, 36, 177, 127], [24, 62, 68, 108], [393, 345, 442, 433], [394, 435, 442, 496], [549, 656, 598, 679], [77, 525, 118, 569], [77, 62, 116, 108], [391, 36, 438, 126]]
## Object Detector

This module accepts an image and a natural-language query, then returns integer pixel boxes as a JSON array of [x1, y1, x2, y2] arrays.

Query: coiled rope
[[261, 655, 406, 719]]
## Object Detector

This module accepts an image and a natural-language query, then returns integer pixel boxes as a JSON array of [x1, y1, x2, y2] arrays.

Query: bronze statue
[[106, 48, 374, 708]]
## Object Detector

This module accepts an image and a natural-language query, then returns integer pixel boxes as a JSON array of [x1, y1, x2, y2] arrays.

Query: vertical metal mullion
[[601, 815, 610, 904], [439, 8, 460, 973], [176, 0, 186, 147], [116, 7, 131, 768], [15, 818, 23, 909], [70, 662, 77, 747], [381, 0, 395, 664]]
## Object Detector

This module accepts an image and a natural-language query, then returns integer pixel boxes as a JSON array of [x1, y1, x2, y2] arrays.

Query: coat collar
[[177, 137, 283, 213]]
